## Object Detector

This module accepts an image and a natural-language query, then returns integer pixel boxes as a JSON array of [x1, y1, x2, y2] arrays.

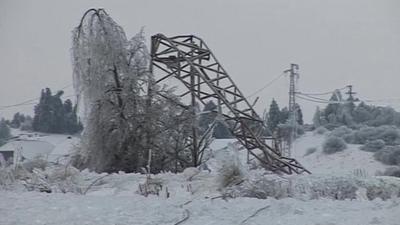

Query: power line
[[296, 94, 350, 104], [0, 85, 75, 111], [296, 92, 334, 102], [246, 72, 285, 99], [297, 86, 347, 96]]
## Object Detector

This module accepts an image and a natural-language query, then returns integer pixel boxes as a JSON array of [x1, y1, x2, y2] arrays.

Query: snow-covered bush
[[304, 147, 317, 156], [381, 167, 400, 178], [215, 144, 246, 188], [329, 126, 352, 138], [360, 139, 385, 152], [313, 126, 328, 135], [379, 127, 400, 145], [323, 136, 347, 154], [225, 173, 400, 201], [374, 146, 400, 166], [348, 126, 400, 145], [21, 155, 48, 172], [277, 122, 304, 143]]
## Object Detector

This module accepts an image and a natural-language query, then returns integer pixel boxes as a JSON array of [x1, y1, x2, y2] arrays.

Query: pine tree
[[33, 88, 52, 132], [63, 99, 82, 134], [279, 107, 289, 124], [198, 100, 232, 138], [295, 104, 304, 125], [10, 112, 25, 128], [267, 99, 281, 132], [313, 106, 322, 127], [199, 100, 217, 130], [0, 118, 11, 146], [324, 90, 341, 123], [32, 88, 82, 134]]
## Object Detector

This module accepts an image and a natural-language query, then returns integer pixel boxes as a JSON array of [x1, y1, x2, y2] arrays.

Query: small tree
[[295, 103, 304, 125], [267, 99, 281, 132], [0, 118, 11, 146], [10, 112, 25, 128], [313, 106, 322, 127]]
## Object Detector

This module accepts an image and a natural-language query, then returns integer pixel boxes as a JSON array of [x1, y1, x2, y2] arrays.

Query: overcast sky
[[1, 0, 399, 122]]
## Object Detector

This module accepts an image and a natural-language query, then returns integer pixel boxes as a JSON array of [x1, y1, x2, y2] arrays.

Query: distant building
[[0, 142, 20, 165]]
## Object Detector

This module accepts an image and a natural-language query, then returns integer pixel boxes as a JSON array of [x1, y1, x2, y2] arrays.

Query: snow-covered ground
[[2, 188, 399, 225], [292, 132, 391, 176], [1, 131, 400, 225], [4, 129, 79, 162]]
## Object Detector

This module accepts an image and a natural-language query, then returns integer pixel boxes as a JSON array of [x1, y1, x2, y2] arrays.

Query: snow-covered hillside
[[292, 132, 391, 176], [1, 131, 399, 225]]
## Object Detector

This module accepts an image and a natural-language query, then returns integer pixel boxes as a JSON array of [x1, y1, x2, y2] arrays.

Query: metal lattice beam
[[150, 34, 310, 174]]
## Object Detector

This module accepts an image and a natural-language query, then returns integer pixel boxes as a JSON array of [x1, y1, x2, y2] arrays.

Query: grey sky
[[1, 0, 399, 122]]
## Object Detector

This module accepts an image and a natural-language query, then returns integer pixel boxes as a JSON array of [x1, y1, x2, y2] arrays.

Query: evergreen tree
[[313, 107, 322, 127], [63, 99, 83, 134], [324, 90, 341, 123], [267, 99, 281, 132], [10, 112, 25, 128], [295, 103, 304, 125], [33, 88, 53, 132], [198, 100, 232, 138], [0, 118, 11, 146], [49, 90, 65, 133], [199, 101, 217, 130], [32, 88, 82, 134], [279, 107, 289, 124]]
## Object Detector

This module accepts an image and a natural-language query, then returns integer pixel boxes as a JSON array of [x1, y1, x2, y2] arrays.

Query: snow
[[1, 131, 399, 225], [6, 129, 79, 163], [292, 132, 391, 176], [1, 185, 399, 225]]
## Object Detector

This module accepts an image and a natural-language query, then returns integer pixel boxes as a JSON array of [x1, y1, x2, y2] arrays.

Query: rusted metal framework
[[150, 34, 309, 174]]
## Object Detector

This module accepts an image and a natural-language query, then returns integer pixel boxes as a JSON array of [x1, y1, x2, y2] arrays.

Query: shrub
[[314, 126, 328, 135], [323, 123, 341, 131], [323, 136, 347, 154], [304, 147, 317, 157], [277, 123, 304, 142], [22, 155, 48, 172], [215, 144, 246, 188], [381, 167, 400, 178], [346, 126, 400, 145], [360, 139, 385, 152], [374, 146, 400, 166], [379, 127, 400, 145], [329, 126, 354, 143], [329, 126, 352, 138]]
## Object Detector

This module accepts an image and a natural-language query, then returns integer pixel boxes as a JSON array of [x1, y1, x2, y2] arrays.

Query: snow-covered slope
[[6, 129, 79, 162], [292, 132, 391, 176]]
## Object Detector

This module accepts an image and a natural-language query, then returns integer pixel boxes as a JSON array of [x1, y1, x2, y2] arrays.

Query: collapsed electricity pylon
[[150, 34, 310, 174]]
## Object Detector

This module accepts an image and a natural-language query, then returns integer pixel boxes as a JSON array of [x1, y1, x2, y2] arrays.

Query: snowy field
[[1, 131, 400, 225]]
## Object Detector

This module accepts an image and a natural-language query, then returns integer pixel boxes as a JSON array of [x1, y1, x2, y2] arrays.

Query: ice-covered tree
[[198, 100, 232, 139], [10, 112, 25, 128], [295, 103, 304, 125], [71, 9, 194, 173], [313, 106, 322, 128], [267, 99, 281, 132]]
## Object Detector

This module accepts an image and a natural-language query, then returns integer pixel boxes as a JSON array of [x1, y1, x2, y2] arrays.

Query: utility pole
[[284, 63, 299, 156], [345, 85, 357, 102], [285, 64, 299, 115]]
